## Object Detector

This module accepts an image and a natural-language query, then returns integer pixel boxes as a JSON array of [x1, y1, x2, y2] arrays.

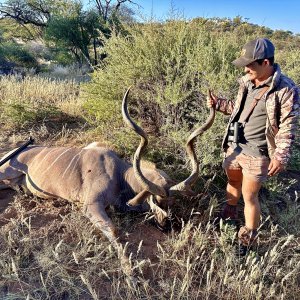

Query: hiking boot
[[219, 203, 238, 226], [235, 226, 258, 256], [220, 203, 238, 219], [238, 226, 258, 247]]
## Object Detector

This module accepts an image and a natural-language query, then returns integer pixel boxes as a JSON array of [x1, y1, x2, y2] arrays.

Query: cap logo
[[241, 48, 246, 56]]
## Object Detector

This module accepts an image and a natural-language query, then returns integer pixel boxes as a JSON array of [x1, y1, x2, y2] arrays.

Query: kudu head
[[122, 87, 215, 230]]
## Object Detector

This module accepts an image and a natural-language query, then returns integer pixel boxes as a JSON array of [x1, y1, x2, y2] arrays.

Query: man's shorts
[[222, 147, 270, 183]]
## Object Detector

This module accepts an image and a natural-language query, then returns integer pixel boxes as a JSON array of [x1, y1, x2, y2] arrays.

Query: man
[[207, 38, 299, 248]]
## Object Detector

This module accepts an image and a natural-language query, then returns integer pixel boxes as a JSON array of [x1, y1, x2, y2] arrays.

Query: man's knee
[[242, 177, 262, 201], [242, 189, 260, 204], [228, 177, 242, 188], [226, 169, 243, 187]]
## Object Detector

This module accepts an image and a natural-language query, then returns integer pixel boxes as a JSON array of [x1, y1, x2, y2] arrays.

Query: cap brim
[[232, 57, 255, 67]]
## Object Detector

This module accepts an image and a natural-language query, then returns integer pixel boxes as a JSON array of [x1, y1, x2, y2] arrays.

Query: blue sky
[[133, 0, 300, 34]]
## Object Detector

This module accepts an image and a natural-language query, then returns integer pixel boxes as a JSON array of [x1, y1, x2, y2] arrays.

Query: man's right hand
[[207, 90, 217, 108]]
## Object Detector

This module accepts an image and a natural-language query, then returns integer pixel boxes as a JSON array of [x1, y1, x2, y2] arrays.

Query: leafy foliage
[[44, 4, 109, 66], [0, 0, 136, 66]]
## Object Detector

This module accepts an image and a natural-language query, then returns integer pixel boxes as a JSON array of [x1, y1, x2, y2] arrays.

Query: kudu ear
[[147, 195, 168, 217], [126, 190, 151, 207]]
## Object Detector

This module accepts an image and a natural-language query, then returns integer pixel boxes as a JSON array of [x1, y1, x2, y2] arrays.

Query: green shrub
[[0, 42, 38, 68], [52, 49, 74, 66], [276, 48, 300, 86]]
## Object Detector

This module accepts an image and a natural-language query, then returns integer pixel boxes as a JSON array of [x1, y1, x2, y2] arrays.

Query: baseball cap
[[232, 38, 275, 67]]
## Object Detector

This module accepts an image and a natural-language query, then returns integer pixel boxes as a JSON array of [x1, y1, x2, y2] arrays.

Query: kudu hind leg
[[0, 165, 24, 190]]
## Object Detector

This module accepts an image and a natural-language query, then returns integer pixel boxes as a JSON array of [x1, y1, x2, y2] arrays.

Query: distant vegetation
[[0, 0, 135, 71], [0, 1, 300, 298]]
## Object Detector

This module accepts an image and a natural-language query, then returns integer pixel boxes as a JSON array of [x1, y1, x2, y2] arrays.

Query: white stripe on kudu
[[42, 148, 72, 175], [61, 150, 83, 179]]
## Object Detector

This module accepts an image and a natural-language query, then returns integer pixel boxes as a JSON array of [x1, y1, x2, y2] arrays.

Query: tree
[[44, 1, 137, 66], [45, 4, 108, 66], [0, 0, 79, 39], [0, 0, 54, 26], [0, 0, 136, 65]]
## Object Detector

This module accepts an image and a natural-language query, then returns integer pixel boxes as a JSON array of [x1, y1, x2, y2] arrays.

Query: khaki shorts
[[222, 147, 270, 183]]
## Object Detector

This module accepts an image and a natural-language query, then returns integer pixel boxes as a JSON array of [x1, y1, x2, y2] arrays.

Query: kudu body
[[0, 88, 215, 274]]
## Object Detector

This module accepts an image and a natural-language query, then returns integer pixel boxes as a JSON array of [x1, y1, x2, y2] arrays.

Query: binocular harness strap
[[240, 85, 269, 125]]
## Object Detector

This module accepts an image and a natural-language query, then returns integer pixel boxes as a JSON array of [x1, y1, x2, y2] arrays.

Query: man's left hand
[[268, 159, 284, 176]]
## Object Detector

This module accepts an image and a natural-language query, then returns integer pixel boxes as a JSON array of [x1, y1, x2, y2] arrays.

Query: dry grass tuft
[[0, 75, 84, 132]]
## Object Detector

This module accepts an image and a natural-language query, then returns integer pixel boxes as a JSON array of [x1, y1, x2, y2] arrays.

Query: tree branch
[[0, 2, 47, 27]]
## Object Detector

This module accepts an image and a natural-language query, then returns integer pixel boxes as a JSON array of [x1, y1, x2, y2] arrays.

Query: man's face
[[244, 60, 268, 82]]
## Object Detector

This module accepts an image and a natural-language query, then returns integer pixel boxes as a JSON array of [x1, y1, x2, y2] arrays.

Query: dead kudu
[[0, 87, 215, 277]]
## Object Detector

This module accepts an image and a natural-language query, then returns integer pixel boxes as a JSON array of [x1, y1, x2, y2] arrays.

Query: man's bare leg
[[241, 177, 262, 230]]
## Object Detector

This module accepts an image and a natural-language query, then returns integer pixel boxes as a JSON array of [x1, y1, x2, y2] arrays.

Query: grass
[[0, 75, 84, 131], [0, 192, 299, 299]]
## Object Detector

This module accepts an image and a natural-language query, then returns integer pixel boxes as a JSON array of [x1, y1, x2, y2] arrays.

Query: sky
[[133, 0, 300, 34]]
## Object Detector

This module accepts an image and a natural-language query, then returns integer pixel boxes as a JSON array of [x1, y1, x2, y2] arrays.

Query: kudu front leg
[[83, 200, 133, 278]]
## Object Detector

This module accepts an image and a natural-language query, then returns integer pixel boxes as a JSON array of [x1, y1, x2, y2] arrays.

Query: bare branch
[[90, 0, 139, 20], [0, 1, 48, 27], [94, 0, 104, 17], [116, 0, 140, 10]]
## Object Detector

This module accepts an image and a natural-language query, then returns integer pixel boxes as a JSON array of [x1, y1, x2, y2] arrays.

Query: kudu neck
[[123, 166, 144, 194]]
